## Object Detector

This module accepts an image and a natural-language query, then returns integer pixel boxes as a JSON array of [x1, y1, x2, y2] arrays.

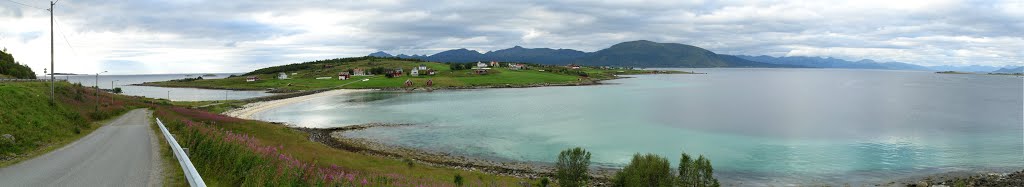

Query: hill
[[993, 66, 1024, 73], [0, 50, 37, 79], [142, 56, 678, 91], [0, 82, 130, 166], [736, 55, 931, 71], [373, 40, 794, 68], [575, 40, 791, 67]]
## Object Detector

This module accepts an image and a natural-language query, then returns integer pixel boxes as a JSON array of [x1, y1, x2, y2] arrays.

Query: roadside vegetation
[[0, 82, 133, 166], [154, 105, 530, 186]]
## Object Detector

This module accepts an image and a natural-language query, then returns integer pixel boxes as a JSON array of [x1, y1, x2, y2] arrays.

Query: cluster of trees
[[554, 147, 719, 187], [0, 50, 37, 79], [243, 56, 423, 76]]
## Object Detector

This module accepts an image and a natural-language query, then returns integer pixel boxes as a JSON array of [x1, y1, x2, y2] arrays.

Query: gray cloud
[[2, 0, 1021, 74]]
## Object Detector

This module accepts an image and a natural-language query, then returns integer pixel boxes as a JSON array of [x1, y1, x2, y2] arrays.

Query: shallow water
[[48, 73, 273, 101], [255, 68, 1024, 185]]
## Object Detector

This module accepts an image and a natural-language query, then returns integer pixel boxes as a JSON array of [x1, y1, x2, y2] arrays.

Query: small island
[[139, 56, 699, 92]]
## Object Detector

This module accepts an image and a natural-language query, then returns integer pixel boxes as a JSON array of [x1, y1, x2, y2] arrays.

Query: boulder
[[1, 134, 14, 144]]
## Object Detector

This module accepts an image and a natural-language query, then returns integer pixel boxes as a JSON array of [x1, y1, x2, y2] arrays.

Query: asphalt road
[[0, 109, 163, 186]]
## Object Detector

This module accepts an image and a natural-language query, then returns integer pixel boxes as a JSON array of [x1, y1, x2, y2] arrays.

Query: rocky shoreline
[[292, 123, 619, 185], [887, 170, 1024, 187]]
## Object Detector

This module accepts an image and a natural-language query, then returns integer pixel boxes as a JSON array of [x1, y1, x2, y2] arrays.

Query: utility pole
[[95, 71, 105, 111], [111, 80, 117, 104], [48, 1, 56, 102]]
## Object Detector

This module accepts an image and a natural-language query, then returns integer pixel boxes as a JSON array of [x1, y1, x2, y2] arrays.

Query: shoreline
[[223, 88, 373, 119], [292, 124, 619, 185]]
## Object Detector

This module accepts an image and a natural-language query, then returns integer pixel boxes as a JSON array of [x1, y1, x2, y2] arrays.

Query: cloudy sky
[[1, 0, 1021, 74]]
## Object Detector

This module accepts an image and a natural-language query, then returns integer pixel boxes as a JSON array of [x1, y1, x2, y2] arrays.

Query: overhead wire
[[2, 0, 45, 10], [53, 16, 78, 56]]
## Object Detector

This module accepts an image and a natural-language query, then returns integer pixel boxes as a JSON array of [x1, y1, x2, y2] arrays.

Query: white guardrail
[[156, 118, 207, 187]]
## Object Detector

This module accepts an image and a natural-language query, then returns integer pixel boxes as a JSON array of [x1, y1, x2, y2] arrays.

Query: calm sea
[[254, 68, 1024, 185], [41, 73, 273, 101]]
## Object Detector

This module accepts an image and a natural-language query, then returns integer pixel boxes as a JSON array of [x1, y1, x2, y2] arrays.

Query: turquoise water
[[254, 68, 1024, 185], [48, 74, 273, 101]]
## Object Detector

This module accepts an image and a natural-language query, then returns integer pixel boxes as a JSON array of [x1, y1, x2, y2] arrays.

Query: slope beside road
[[0, 109, 163, 186]]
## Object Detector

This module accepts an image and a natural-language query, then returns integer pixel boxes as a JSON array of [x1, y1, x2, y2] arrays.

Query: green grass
[[0, 82, 131, 167], [154, 106, 534, 186], [141, 58, 675, 91]]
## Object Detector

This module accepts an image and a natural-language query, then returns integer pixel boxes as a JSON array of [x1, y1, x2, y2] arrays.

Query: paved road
[[0, 109, 163, 186]]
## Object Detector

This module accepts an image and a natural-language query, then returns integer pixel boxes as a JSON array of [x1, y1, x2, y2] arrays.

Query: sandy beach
[[223, 89, 372, 120]]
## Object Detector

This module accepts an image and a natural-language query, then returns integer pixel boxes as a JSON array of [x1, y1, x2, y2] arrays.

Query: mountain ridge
[[372, 40, 795, 68]]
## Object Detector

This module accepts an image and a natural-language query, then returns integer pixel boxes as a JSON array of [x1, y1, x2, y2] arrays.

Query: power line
[[53, 16, 78, 56], [2, 0, 45, 10]]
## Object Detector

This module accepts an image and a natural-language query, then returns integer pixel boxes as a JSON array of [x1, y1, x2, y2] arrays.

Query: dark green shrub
[[613, 153, 673, 187], [679, 151, 720, 187], [454, 174, 464, 186], [555, 147, 591, 187], [539, 178, 549, 187]]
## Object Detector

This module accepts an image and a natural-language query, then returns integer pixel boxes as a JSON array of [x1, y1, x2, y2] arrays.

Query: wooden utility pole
[[48, 1, 56, 102]]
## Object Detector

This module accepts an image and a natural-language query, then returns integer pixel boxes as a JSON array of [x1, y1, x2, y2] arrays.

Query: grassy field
[[140, 57, 674, 91], [0, 82, 132, 167]]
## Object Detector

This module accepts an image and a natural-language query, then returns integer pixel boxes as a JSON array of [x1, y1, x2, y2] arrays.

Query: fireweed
[[175, 120, 457, 186]]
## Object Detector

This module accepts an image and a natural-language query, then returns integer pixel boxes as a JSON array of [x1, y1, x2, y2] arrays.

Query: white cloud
[[1, 0, 1021, 75]]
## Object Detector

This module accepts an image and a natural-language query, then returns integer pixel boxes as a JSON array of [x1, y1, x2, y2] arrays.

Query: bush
[[679, 151, 719, 187], [613, 153, 673, 187], [555, 147, 591, 187], [453, 174, 464, 186]]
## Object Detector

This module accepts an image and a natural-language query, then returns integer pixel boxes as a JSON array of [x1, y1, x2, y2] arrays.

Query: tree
[[112, 87, 123, 94], [679, 151, 719, 187], [613, 153, 673, 187], [555, 147, 591, 187]]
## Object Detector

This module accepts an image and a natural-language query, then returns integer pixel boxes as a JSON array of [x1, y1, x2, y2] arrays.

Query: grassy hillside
[[0, 82, 131, 166], [141, 56, 666, 91], [0, 50, 37, 79]]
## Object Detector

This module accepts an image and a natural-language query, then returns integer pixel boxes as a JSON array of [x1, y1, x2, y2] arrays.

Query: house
[[390, 68, 404, 77], [477, 61, 488, 68], [353, 68, 366, 76], [567, 64, 581, 69], [338, 72, 351, 80], [246, 76, 260, 82], [426, 69, 436, 75], [278, 72, 289, 79], [410, 68, 420, 76], [418, 64, 428, 70], [507, 63, 526, 70], [489, 61, 500, 67]]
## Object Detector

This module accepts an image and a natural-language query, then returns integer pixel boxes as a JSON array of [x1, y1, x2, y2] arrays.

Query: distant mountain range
[[734, 55, 932, 71], [371, 40, 791, 68], [369, 40, 1018, 70], [992, 66, 1023, 73]]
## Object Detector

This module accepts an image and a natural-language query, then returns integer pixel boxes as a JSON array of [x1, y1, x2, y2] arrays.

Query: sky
[[1, 0, 1021, 74]]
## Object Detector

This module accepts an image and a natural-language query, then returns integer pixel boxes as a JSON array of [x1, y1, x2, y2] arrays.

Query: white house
[[353, 68, 366, 76], [477, 61, 488, 68], [278, 72, 289, 79], [418, 64, 428, 70], [410, 68, 420, 76], [246, 76, 259, 82]]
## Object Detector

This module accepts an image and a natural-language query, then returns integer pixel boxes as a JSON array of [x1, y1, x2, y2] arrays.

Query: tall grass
[[172, 119, 454, 186]]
